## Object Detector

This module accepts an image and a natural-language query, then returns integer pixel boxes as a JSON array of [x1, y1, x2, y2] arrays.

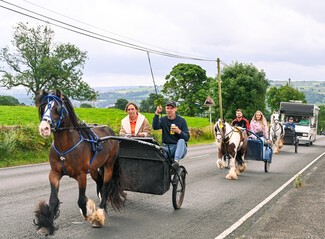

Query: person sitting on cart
[[120, 102, 151, 137], [250, 110, 271, 159], [250, 110, 269, 142], [231, 108, 250, 130], [285, 117, 296, 130], [153, 101, 190, 170]]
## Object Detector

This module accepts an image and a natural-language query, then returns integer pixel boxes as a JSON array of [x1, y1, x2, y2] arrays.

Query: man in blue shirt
[[285, 117, 296, 130], [152, 101, 190, 169]]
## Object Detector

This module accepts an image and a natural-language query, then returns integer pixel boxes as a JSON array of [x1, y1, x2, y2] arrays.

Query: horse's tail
[[107, 154, 127, 211]]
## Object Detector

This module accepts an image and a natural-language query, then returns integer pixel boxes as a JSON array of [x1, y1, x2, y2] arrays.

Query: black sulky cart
[[100, 136, 187, 209], [283, 127, 299, 153]]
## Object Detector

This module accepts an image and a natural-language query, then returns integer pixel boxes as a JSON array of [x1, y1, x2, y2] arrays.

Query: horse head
[[214, 118, 232, 141], [36, 89, 69, 137], [271, 111, 280, 124]]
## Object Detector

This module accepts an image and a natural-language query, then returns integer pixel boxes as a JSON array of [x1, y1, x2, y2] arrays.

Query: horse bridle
[[215, 121, 234, 143], [271, 115, 282, 132], [40, 94, 68, 130]]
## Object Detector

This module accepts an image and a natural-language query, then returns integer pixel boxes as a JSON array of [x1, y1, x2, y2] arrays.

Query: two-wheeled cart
[[283, 127, 299, 153], [101, 136, 187, 209], [246, 130, 273, 172]]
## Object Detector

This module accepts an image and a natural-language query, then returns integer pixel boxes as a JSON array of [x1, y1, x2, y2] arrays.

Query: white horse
[[269, 111, 285, 154], [214, 119, 248, 180]]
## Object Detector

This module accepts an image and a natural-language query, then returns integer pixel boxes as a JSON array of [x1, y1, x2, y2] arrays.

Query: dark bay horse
[[34, 90, 126, 235], [214, 119, 248, 180]]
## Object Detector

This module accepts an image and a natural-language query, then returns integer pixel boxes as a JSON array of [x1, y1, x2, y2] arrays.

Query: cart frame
[[99, 136, 187, 209]]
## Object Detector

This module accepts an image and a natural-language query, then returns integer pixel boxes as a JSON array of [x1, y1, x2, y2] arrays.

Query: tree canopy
[[162, 63, 211, 117], [115, 98, 128, 110], [213, 62, 269, 120], [266, 83, 306, 112], [0, 22, 97, 102], [140, 93, 167, 113], [0, 95, 20, 105]]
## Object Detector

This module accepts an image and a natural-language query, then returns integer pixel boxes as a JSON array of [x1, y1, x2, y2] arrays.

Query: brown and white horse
[[214, 119, 248, 180], [34, 90, 126, 236], [270, 111, 285, 154]]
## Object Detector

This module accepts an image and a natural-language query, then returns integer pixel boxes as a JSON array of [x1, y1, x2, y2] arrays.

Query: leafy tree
[[266, 83, 306, 112], [0, 95, 20, 105], [214, 62, 269, 120], [0, 22, 97, 102], [115, 98, 128, 110], [80, 103, 93, 108], [140, 93, 167, 113], [163, 63, 211, 117]]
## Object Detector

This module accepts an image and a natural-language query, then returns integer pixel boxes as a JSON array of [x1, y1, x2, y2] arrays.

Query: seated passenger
[[285, 117, 296, 130], [250, 110, 271, 159], [299, 117, 309, 126], [152, 101, 190, 170], [231, 109, 250, 130], [250, 110, 269, 140], [120, 102, 151, 137]]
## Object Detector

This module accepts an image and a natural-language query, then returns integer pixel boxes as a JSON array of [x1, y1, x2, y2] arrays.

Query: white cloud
[[0, 0, 324, 88]]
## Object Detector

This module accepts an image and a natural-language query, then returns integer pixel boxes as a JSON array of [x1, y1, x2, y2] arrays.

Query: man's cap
[[166, 101, 176, 108], [289, 117, 294, 120], [236, 109, 242, 112]]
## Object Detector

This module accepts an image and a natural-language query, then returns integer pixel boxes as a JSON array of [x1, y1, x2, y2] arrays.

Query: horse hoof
[[226, 174, 238, 180], [36, 227, 49, 236], [91, 220, 102, 228]]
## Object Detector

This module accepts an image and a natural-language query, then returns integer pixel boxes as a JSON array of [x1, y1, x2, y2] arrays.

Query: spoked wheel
[[294, 139, 298, 153], [264, 161, 270, 172], [172, 166, 186, 209]]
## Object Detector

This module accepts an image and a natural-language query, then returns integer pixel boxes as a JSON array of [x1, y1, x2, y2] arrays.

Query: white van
[[279, 102, 319, 146]]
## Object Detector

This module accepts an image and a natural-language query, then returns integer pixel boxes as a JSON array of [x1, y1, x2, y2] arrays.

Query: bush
[[0, 130, 17, 164], [0, 126, 52, 165]]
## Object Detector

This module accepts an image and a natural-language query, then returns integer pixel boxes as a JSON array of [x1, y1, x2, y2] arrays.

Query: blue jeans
[[163, 139, 187, 161]]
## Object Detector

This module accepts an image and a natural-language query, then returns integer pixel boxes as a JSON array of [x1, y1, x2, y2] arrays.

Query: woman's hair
[[124, 102, 139, 112], [252, 110, 267, 128]]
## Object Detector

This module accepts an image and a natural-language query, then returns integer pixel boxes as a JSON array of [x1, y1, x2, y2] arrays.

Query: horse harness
[[270, 122, 284, 141], [216, 122, 246, 154], [40, 94, 103, 176], [52, 128, 103, 176]]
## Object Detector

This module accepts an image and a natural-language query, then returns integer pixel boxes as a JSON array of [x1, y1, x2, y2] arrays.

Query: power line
[[0, 0, 218, 62], [21, 0, 194, 58]]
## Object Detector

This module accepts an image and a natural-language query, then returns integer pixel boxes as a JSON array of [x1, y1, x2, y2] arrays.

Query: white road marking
[[215, 151, 325, 239]]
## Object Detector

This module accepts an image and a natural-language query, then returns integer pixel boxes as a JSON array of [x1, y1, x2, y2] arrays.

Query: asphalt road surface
[[1, 136, 324, 239]]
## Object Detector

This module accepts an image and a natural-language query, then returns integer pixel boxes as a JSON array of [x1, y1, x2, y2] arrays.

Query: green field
[[0, 106, 214, 168]]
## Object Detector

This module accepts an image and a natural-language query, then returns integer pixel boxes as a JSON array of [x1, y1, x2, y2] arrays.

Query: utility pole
[[217, 58, 223, 119]]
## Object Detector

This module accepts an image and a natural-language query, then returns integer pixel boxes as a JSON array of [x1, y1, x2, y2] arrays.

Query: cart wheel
[[172, 167, 186, 209], [264, 161, 270, 173]]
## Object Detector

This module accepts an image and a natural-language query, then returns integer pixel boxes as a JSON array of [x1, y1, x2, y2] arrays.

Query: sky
[[0, 0, 325, 89]]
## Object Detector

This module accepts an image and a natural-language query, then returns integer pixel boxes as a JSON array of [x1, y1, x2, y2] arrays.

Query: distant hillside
[[1, 81, 324, 107], [95, 85, 163, 108], [269, 80, 325, 105]]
